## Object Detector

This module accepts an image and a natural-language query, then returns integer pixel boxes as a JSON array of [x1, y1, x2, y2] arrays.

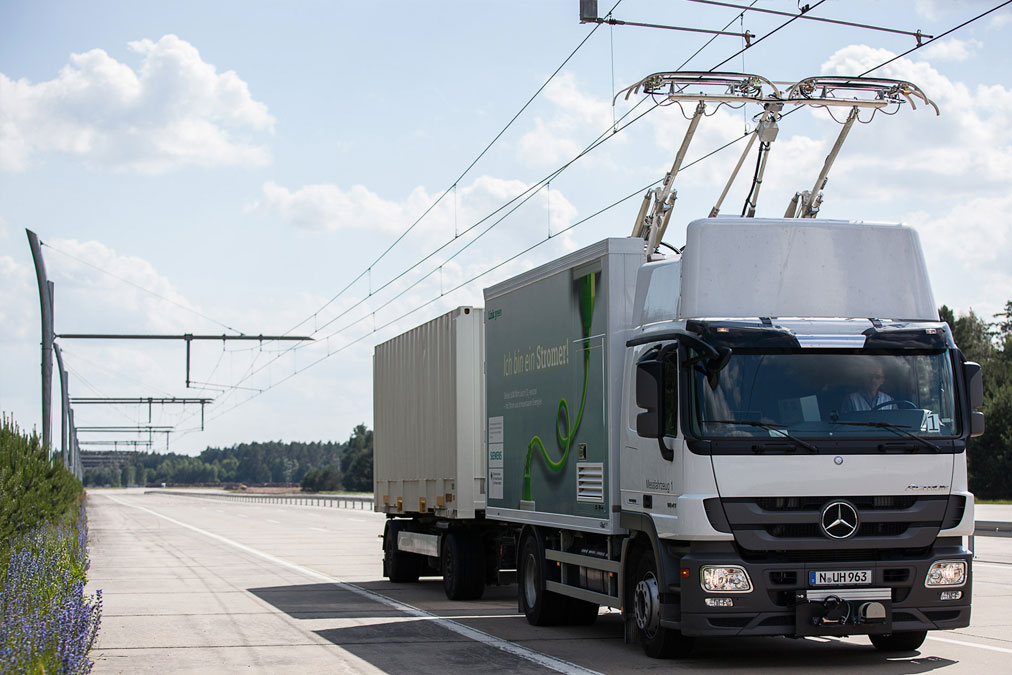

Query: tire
[[631, 548, 693, 659], [442, 531, 485, 601], [869, 630, 927, 652], [383, 520, 421, 583], [518, 533, 568, 626]]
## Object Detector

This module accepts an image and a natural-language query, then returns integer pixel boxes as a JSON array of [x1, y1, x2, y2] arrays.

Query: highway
[[84, 489, 1012, 674]]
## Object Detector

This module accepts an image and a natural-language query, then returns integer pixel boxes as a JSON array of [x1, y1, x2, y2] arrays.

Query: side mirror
[[636, 357, 664, 439], [971, 411, 985, 438], [964, 362, 983, 410]]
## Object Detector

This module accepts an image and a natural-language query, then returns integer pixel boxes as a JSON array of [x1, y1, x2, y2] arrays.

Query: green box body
[[483, 238, 643, 533]]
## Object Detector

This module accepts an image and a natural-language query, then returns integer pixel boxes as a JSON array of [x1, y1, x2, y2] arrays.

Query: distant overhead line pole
[[70, 396, 214, 429], [57, 333, 312, 388]]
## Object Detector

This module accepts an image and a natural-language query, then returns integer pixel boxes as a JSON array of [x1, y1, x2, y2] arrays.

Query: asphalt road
[[84, 489, 1012, 674]]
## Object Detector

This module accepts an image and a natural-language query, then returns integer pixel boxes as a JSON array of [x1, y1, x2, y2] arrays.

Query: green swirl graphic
[[522, 272, 597, 503]]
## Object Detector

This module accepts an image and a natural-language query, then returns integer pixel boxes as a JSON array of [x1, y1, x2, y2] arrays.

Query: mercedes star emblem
[[820, 501, 859, 539]]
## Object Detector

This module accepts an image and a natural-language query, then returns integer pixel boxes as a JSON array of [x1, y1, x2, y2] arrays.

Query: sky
[[2, 0, 1010, 456]]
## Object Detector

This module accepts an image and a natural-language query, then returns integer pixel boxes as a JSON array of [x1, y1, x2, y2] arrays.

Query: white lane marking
[[265, 519, 281, 524], [309, 527, 327, 532], [926, 635, 1012, 655], [102, 494, 599, 675]]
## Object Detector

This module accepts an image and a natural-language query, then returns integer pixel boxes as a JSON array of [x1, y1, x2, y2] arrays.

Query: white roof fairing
[[678, 218, 938, 322]]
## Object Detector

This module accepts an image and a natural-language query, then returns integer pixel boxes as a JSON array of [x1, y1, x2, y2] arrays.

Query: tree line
[[942, 301, 1012, 500], [83, 423, 373, 493]]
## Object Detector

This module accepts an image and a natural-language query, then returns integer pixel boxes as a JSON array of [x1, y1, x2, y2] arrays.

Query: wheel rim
[[634, 571, 661, 638], [523, 551, 539, 608]]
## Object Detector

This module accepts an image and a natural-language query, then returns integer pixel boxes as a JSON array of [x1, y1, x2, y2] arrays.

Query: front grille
[[722, 495, 947, 551], [755, 496, 917, 511], [858, 522, 908, 537]]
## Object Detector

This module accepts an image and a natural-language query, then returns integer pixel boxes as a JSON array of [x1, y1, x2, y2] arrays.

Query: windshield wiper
[[829, 421, 940, 452], [701, 419, 819, 454]]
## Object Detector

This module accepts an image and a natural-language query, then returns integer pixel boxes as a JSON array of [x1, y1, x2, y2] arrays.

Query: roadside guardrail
[[149, 489, 373, 510], [147, 490, 1010, 539], [973, 521, 1012, 538]]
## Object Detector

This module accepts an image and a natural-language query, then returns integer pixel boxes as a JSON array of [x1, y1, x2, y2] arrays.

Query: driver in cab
[[842, 362, 895, 412]]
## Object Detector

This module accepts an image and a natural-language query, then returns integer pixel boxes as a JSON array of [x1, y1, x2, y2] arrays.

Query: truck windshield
[[689, 350, 960, 440]]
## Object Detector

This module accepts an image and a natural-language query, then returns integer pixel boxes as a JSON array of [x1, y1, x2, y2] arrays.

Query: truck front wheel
[[519, 533, 567, 625], [869, 631, 927, 652], [632, 548, 693, 659], [442, 531, 485, 601]]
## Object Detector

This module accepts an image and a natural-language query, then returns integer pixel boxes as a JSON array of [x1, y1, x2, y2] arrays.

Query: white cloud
[[812, 45, 1012, 198], [0, 35, 274, 173], [907, 195, 1012, 317], [252, 175, 580, 243], [921, 38, 983, 62], [517, 73, 618, 166], [989, 12, 1012, 29], [0, 254, 36, 342], [45, 238, 210, 333]]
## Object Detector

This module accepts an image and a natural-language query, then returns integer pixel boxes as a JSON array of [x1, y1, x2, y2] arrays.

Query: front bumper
[[669, 543, 971, 637]]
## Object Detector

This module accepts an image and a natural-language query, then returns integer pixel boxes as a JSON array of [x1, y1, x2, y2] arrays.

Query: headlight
[[700, 565, 753, 593], [925, 560, 966, 587]]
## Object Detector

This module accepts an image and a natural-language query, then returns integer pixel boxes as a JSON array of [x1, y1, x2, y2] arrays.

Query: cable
[[224, 94, 663, 393], [687, 0, 932, 42], [192, 130, 756, 425], [180, 2, 835, 427], [42, 242, 244, 334], [180, 3, 792, 422], [859, 0, 1012, 77], [280, 0, 627, 339], [709, 0, 828, 71]]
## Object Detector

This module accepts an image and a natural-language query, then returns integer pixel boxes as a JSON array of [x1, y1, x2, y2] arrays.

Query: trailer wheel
[[383, 520, 421, 583], [632, 548, 693, 658], [869, 631, 926, 652], [442, 531, 485, 601], [519, 533, 567, 625]]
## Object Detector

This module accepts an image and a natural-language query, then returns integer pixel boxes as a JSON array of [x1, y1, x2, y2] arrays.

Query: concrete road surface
[[84, 489, 1012, 674]]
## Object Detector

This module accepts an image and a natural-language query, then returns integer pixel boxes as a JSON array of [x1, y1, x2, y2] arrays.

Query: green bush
[[1, 416, 82, 541]]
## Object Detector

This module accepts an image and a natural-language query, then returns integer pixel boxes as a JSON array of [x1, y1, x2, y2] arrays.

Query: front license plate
[[810, 569, 871, 586]]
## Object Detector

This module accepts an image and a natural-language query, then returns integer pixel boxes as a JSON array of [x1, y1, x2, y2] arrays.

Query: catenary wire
[[192, 130, 754, 426], [42, 242, 244, 335], [177, 1, 826, 424], [279, 0, 627, 340], [216, 0, 766, 395], [180, 0, 1000, 434]]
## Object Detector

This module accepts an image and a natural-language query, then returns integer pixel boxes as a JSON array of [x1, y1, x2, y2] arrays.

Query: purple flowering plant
[[1, 417, 102, 673]]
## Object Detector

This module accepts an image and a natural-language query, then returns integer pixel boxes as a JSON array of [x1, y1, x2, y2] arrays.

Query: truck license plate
[[810, 570, 871, 586]]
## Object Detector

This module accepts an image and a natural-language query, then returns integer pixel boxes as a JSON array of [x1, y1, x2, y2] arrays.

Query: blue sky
[[2, 1, 1010, 455]]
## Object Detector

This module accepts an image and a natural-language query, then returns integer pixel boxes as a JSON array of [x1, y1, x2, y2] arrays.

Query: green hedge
[[1, 416, 82, 541]]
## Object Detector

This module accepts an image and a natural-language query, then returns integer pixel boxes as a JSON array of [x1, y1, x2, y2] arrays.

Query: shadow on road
[[249, 582, 958, 673]]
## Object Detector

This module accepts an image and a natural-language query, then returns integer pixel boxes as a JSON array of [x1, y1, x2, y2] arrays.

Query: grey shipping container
[[373, 306, 485, 519]]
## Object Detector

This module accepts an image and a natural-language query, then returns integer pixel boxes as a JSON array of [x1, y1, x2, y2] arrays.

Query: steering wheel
[[871, 399, 917, 410]]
